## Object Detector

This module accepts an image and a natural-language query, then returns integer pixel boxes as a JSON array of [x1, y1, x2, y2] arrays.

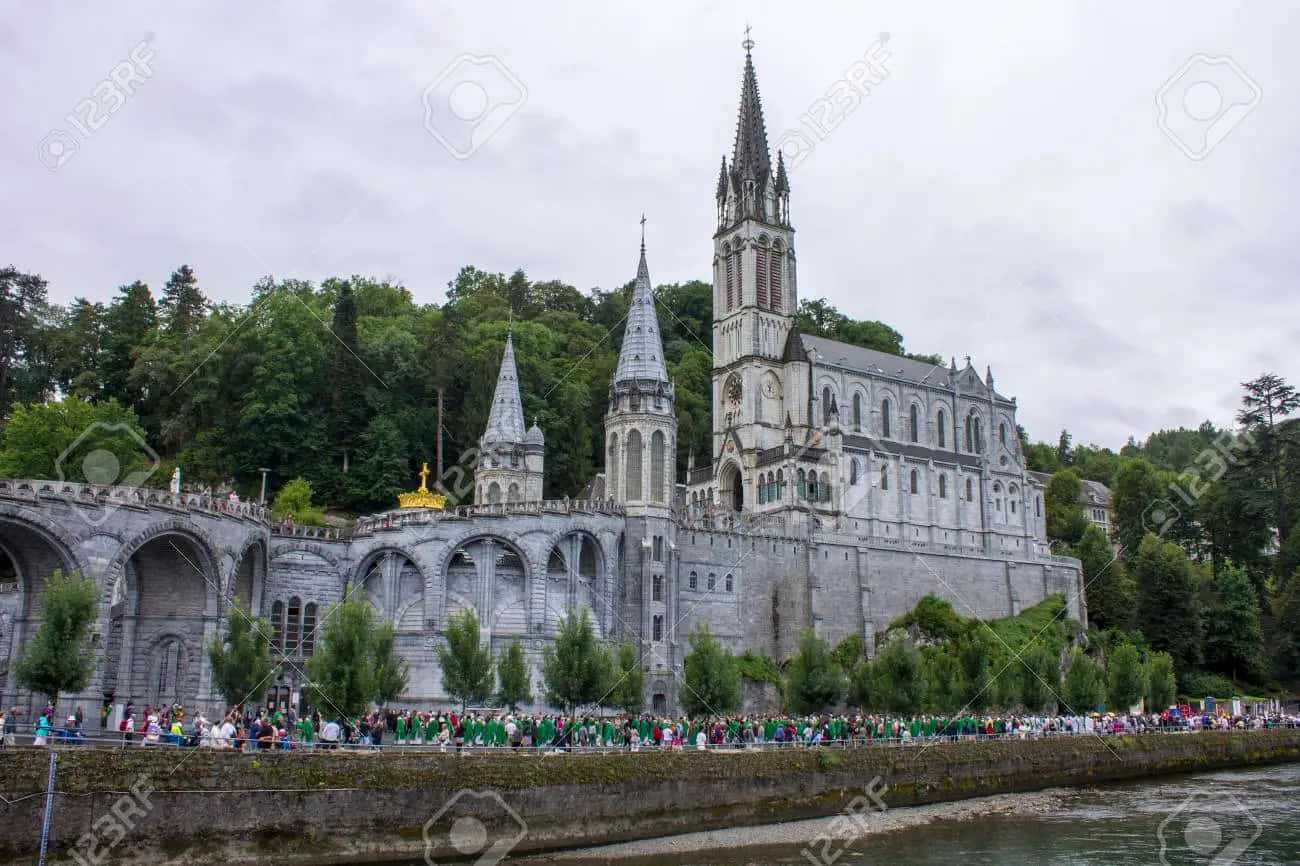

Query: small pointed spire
[[985, 365, 994, 387], [774, 150, 789, 194], [964, 354, 973, 368], [950, 356, 957, 372], [729, 36, 772, 210], [716, 155, 728, 200], [613, 222, 670, 386], [481, 332, 527, 446]]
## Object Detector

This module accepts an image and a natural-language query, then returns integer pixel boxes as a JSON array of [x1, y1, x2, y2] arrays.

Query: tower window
[[725, 573, 734, 592], [909, 470, 919, 494], [770, 241, 784, 311], [880, 465, 889, 491], [689, 570, 698, 590], [937, 409, 947, 448], [939, 474, 948, 498], [756, 240, 769, 307], [708, 572, 717, 591], [652, 574, 663, 601], [881, 399, 891, 438], [653, 615, 663, 642], [853, 393, 862, 431], [910, 404, 920, 442]]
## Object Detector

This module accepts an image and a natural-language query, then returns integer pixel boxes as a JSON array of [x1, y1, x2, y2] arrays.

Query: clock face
[[762, 376, 779, 399], [726, 375, 743, 407]]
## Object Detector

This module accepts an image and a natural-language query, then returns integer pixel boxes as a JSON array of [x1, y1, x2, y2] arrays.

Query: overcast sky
[[4, 2, 1296, 450]]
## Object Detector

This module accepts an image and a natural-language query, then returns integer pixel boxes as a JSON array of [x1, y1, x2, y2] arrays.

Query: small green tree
[[785, 628, 847, 713], [437, 608, 494, 711], [271, 477, 325, 526], [870, 638, 925, 714], [540, 608, 610, 712], [304, 597, 376, 721], [1016, 643, 1061, 713], [1106, 642, 1146, 711], [495, 640, 533, 712], [608, 642, 645, 715], [1062, 647, 1103, 713], [1045, 470, 1088, 545], [830, 634, 864, 672], [371, 620, 410, 707], [848, 659, 874, 710], [679, 623, 741, 716], [14, 570, 99, 715], [955, 630, 993, 713], [1146, 651, 1177, 710], [206, 598, 277, 709]]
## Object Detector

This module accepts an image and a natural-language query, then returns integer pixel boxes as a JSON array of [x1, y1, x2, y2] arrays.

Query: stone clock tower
[[711, 38, 799, 510]]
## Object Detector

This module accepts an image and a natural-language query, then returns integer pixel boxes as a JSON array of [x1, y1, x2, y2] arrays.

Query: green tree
[[100, 280, 157, 408], [1133, 533, 1201, 671], [1111, 458, 1168, 558], [13, 569, 99, 715], [347, 416, 410, 511], [1202, 565, 1265, 682], [540, 608, 610, 712], [372, 620, 410, 707], [1236, 373, 1299, 548], [848, 660, 873, 710], [1045, 470, 1088, 546], [1106, 643, 1146, 711], [785, 628, 847, 713], [327, 280, 370, 481], [206, 598, 277, 709], [495, 640, 533, 712], [1062, 647, 1103, 712], [830, 633, 864, 671], [954, 630, 994, 713], [1072, 524, 1134, 630], [1146, 651, 1177, 710], [679, 623, 742, 716], [0, 397, 155, 484], [436, 608, 494, 711], [0, 266, 53, 407], [608, 642, 645, 715], [304, 597, 376, 721], [1019, 643, 1061, 712], [870, 638, 925, 714], [158, 264, 207, 338], [271, 477, 325, 525]]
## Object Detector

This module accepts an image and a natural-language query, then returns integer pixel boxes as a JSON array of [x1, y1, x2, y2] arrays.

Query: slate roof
[[613, 243, 670, 385], [481, 333, 527, 446]]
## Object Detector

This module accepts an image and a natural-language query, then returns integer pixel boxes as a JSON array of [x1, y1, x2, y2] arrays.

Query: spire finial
[[743, 24, 754, 54], [640, 212, 646, 253]]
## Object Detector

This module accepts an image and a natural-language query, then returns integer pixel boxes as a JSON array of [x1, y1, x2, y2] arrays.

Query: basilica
[[0, 44, 1083, 720]]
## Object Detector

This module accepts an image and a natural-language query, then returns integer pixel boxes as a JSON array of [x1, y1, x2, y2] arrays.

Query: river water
[[512, 762, 1300, 865]]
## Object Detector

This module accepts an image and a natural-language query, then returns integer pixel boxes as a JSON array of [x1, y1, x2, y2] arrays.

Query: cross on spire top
[[742, 24, 754, 54], [640, 212, 646, 252]]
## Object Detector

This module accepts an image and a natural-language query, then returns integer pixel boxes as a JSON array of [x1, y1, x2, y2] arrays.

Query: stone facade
[[0, 43, 1082, 721]]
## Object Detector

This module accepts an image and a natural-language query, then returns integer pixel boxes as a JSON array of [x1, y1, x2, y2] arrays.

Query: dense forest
[[0, 263, 1296, 697]]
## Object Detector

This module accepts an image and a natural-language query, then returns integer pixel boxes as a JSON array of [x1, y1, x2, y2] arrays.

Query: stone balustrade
[[0, 478, 270, 524]]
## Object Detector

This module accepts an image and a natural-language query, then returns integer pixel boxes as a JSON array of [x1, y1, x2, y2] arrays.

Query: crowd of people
[[3, 702, 1297, 752]]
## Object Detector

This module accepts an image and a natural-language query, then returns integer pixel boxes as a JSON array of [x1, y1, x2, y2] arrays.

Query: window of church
[[286, 597, 301, 654], [820, 472, 831, 502], [302, 603, 317, 656], [770, 241, 783, 310], [939, 475, 947, 498], [689, 571, 698, 590], [653, 615, 663, 642], [708, 573, 717, 591], [651, 431, 666, 503], [271, 600, 284, 652], [909, 470, 919, 494], [938, 409, 947, 448], [756, 240, 769, 307], [910, 404, 920, 443], [880, 465, 889, 490], [625, 430, 643, 500], [850, 459, 859, 485], [966, 478, 973, 501], [725, 573, 734, 592], [1000, 423, 1007, 446], [853, 393, 862, 430], [652, 574, 663, 601], [822, 387, 832, 425], [881, 399, 891, 438]]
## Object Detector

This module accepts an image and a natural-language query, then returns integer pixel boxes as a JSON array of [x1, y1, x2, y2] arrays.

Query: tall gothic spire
[[730, 44, 771, 189], [481, 332, 527, 444], [614, 224, 669, 384]]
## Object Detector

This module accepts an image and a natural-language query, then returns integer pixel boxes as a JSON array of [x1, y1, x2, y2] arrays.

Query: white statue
[[169, 467, 182, 495]]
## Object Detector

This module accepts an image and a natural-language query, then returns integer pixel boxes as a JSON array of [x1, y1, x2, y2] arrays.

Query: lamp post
[[259, 468, 271, 505]]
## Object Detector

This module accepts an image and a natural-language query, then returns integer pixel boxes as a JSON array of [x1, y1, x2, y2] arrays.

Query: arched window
[[776, 468, 784, 498], [820, 472, 831, 502], [797, 468, 807, 499], [964, 417, 973, 452], [652, 574, 663, 601], [1036, 496, 1042, 517], [607, 434, 619, 501], [822, 387, 833, 425], [850, 459, 859, 485], [999, 423, 1007, 446], [937, 409, 947, 448], [974, 418, 983, 452], [301, 603, 317, 656], [271, 601, 284, 652], [1009, 484, 1018, 514], [880, 465, 889, 491], [723, 242, 735, 311], [756, 237, 769, 308], [881, 399, 892, 438], [966, 478, 973, 501], [770, 241, 784, 311], [853, 393, 862, 430], [653, 615, 663, 641], [910, 469, 919, 494], [488, 481, 502, 504], [910, 404, 920, 442], [725, 573, 734, 592], [507, 482, 520, 502], [651, 430, 666, 503], [689, 571, 698, 590], [939, 475, 948, 498], [708, 572, 717, 591], [625, 429, 643, 500], [286, 596, 302, 655]]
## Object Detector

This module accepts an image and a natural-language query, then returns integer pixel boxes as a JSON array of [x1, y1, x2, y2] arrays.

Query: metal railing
[[0, 479, 270, 524]]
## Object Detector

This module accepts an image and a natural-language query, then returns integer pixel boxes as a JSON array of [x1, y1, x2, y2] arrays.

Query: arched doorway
[[441, 537, 529, 640], [352, 550, 425, 629], [721, 464, 744, 513], [0, 518, 80, 708]]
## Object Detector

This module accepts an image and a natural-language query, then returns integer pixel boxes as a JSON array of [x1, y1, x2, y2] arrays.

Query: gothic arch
[[350, 545, 428, 627], [0, 508, 86, 617], [110, 521, 223, 618]]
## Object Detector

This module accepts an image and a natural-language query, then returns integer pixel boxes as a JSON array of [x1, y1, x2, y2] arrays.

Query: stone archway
[[721, 463, 744, 513], [351, 549, 426, 630], [543, 532, 605, 638], [439, 536, 530, 641]]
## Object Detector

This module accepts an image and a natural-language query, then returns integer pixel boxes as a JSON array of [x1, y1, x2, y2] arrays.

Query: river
[[510, 762, 1300, 865]]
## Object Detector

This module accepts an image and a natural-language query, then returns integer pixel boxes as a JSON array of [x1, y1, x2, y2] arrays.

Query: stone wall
[[1, 731, 1296, 865]]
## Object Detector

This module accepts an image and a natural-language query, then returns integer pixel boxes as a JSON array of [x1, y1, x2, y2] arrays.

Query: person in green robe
[[425, 716, 437, 745], [395, 714, 406, 744]]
